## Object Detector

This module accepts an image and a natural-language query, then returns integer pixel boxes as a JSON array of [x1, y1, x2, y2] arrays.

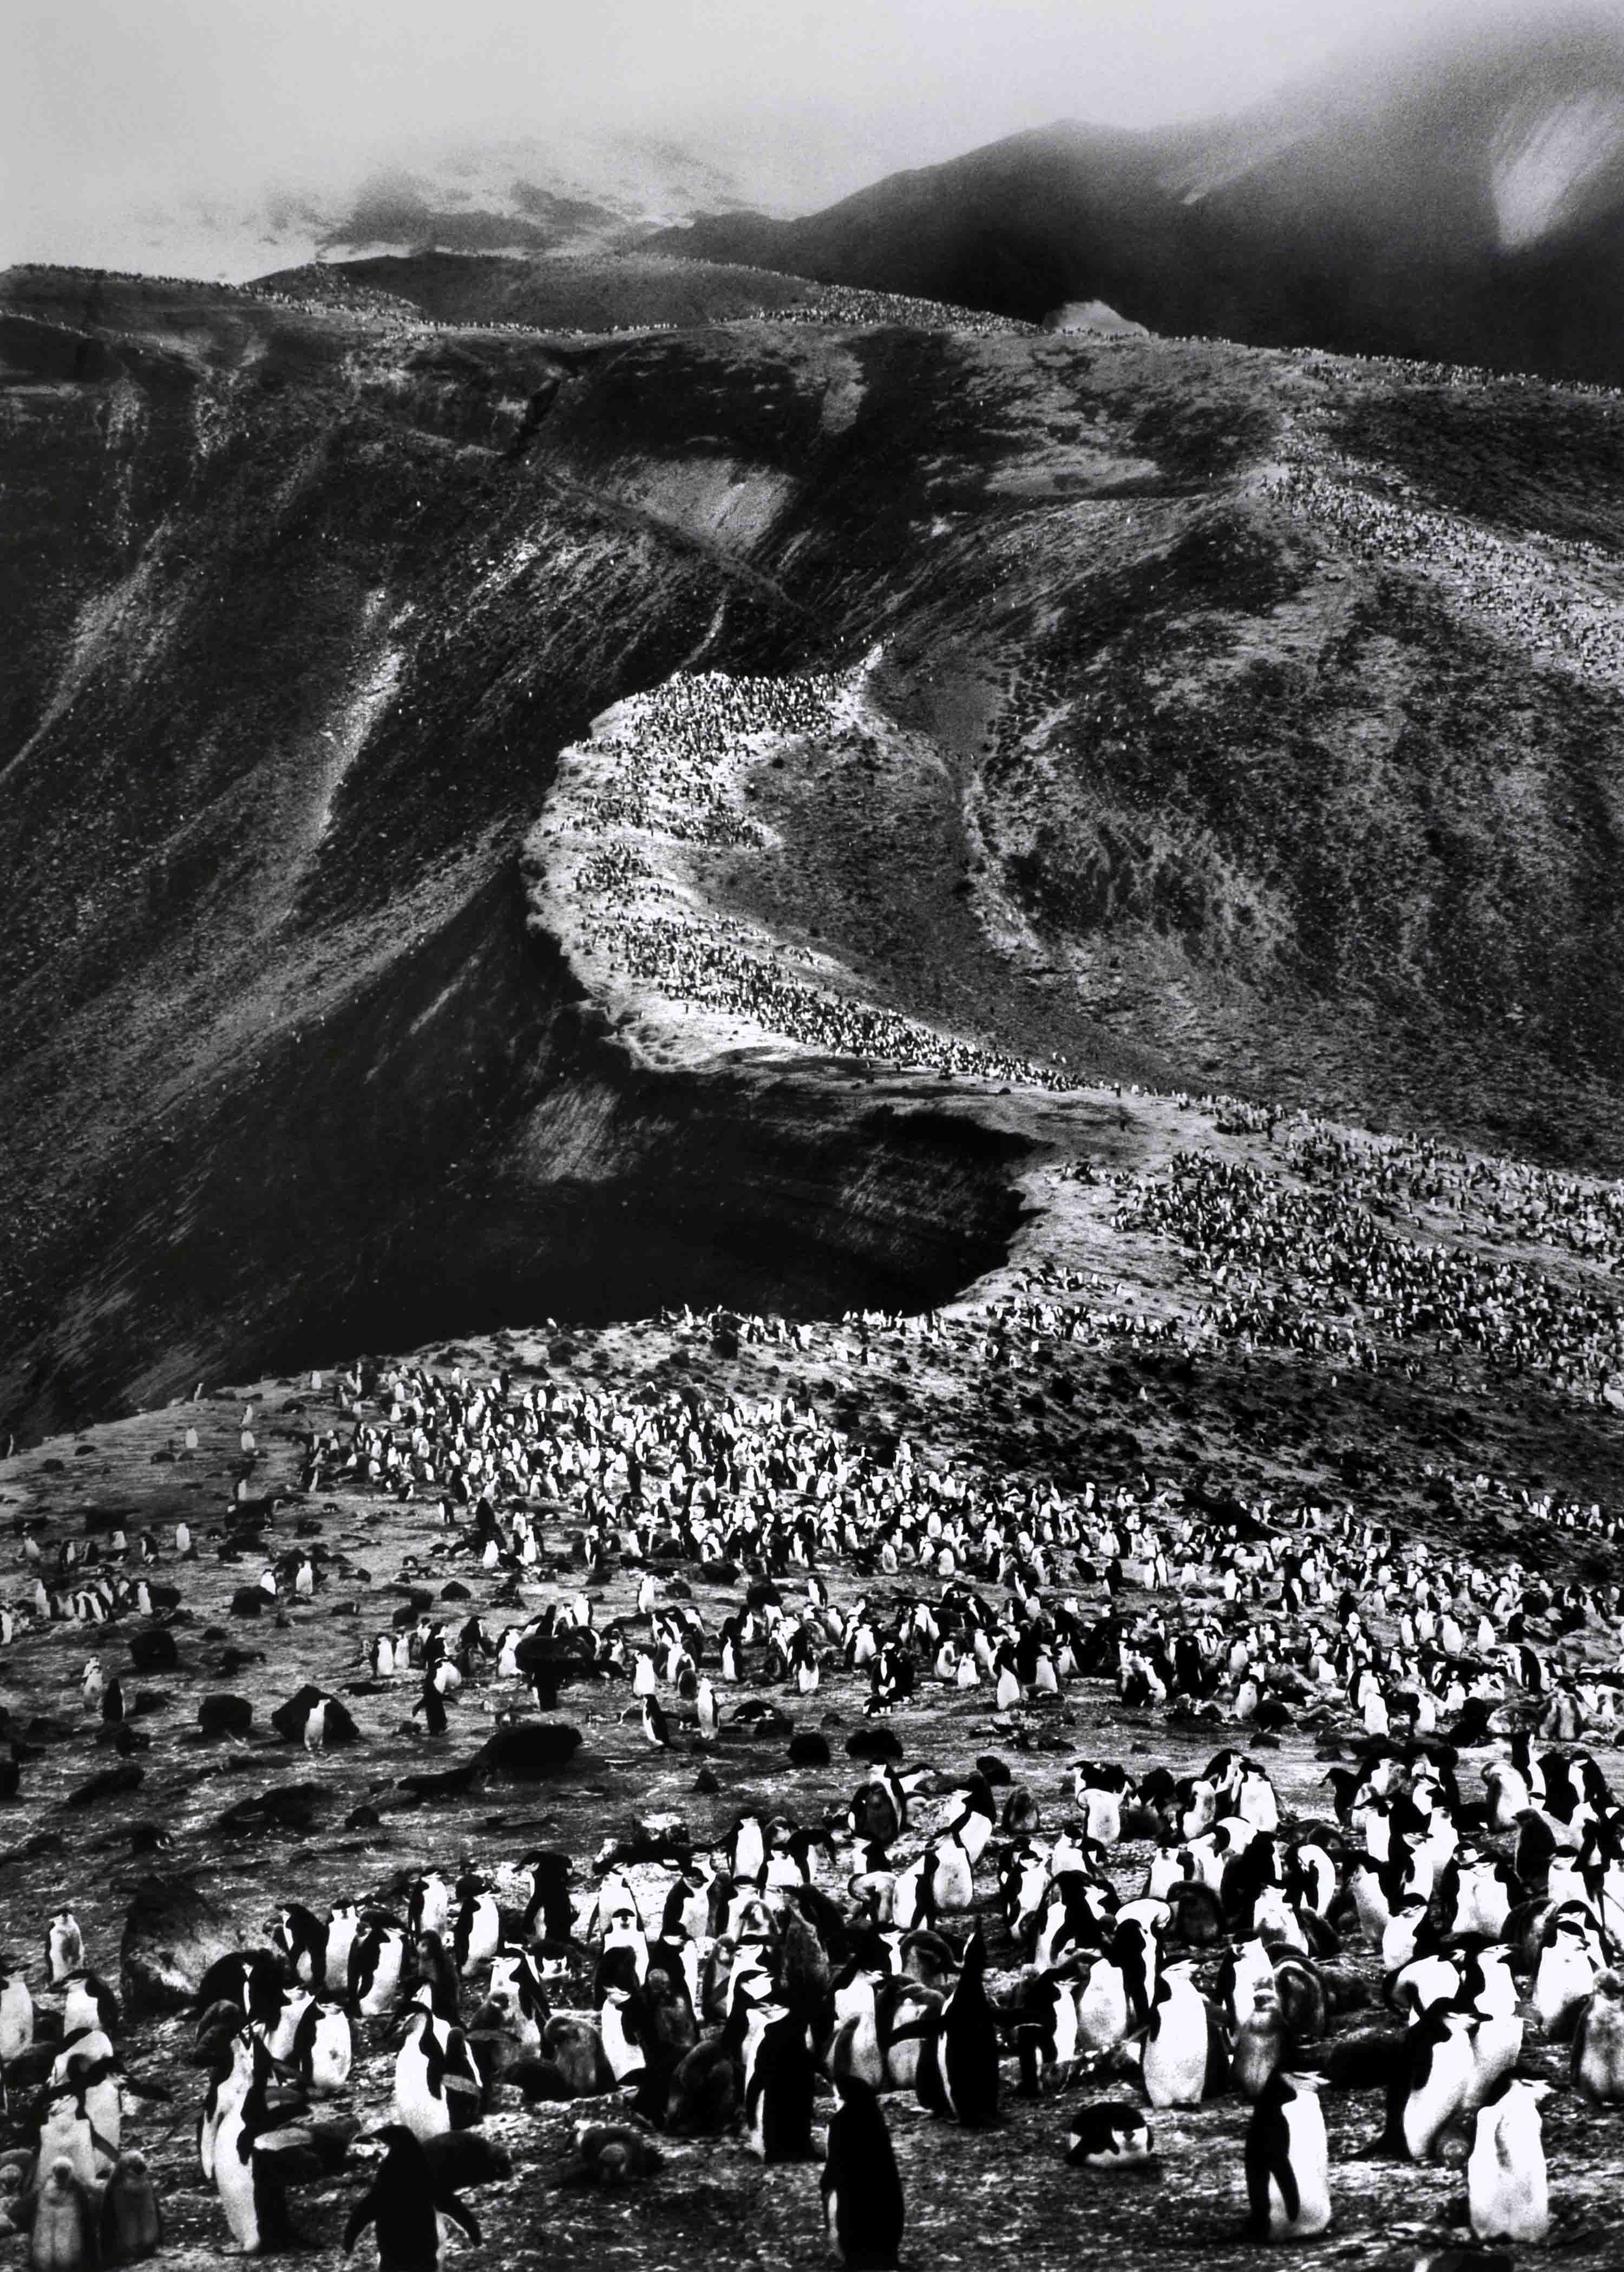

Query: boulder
[[128, 1626, 179, 1672], [198, 1695, 253, 1739], [269, 1687, 359, 1745], [473, 1723, 582, 1780], [67, 1762, 143, 1807], [845, 1726, 903, 1763], [120, 1876, 240, 2016], [215, 1783, 323, 1836]]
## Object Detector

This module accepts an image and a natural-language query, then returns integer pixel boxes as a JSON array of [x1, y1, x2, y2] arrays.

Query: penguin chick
[[1468, 2079, 1550, 2246], [1572, 1969, 1624, 2103], [555, 2123, 663, 2188], [30, 2158, 100, 2272], [99, 2153, 161, 2264]]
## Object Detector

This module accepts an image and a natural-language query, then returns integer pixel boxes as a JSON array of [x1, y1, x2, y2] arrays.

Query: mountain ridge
[[664, 10, 1624, 385]]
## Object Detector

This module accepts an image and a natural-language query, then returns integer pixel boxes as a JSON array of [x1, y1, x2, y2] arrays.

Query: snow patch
[[1492, 92, 1624, 250], [312, 597, 402, 843]]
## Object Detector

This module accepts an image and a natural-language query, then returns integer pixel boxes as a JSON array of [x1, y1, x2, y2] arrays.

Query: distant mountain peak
[[667, 5, 1624, 388]]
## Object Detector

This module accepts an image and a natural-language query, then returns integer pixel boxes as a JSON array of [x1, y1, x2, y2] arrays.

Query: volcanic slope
[[8, 267, 1624, 1450]]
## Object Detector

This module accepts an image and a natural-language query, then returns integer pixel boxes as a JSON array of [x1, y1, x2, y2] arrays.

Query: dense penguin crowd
[[5, 1319, 1624, 2270], [535, 653, 1092, 1089]]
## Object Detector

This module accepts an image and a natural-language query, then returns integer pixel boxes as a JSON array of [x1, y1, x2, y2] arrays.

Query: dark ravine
[[0, 280, 1042, 1441], [5, 839, 1030, 1445]]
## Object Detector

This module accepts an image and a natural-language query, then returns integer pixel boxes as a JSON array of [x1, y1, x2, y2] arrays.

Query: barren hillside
[[6, 261, 1624, 1449]]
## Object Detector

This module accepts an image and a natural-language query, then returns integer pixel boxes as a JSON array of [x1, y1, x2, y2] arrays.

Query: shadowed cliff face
[[0, 280, 1039, 1440], [8, 267, 1624, 1439]]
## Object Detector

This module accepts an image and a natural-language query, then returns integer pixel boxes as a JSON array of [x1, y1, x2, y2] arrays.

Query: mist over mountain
[[672, 7, 1624, 383], [11, 128, 856, 285]]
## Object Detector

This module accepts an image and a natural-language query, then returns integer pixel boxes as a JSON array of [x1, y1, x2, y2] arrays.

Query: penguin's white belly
[[1144, 1991, 1208, 2106], [83, 2079, 122, 2170], [214, 2114, 260, 2248], [932, 1849, 974, 1911], [1144, 2039, 1206, 2106], [359, 1948, 403, 2016], [1406, 2048, 1471, 2157], [1270, 2102, 1331, 2235], [1470, 2120, 1548, 2241], [310, 2014, 352, 2092], [395, 2044, 450, 2139], [1075, 1966, 1129, 2050], [1085, 1795, 1121, 1847]]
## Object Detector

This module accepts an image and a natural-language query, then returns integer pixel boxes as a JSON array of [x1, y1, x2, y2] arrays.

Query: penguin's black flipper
[[1364, 2028, 1418, 2157], [437, 2190, 480, 2244], [342, 2188, 378, 2254], [250, 2148, 297, 2250], [1243, 2078, 1297, 2237]]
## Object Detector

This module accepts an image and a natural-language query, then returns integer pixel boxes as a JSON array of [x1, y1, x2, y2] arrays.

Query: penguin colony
[[7, 1089, 1624, 2272], [6, 1344, 1624, 2270]]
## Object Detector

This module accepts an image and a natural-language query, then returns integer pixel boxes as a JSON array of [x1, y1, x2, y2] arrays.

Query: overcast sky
[[0, 0, 1597, 271]]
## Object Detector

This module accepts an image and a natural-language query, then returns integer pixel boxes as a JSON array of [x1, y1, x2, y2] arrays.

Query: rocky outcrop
[[120, 1875, 240, 2015]]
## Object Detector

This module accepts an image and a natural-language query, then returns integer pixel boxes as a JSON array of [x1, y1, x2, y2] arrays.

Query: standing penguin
[[46, 1916, 83, 1986], [393, 1993, 483, 2142], [51, 2044, 120, 2176], [598, 1985, 650, 2086], [350, 1922, 408, 2016], [408, 1876, 454, 1943], [1468, 2080, 1551, 2245], [449, 1890, 501, 1979], [326, 1905, 363, 1992], [290, 2000, 353, 2096], [1232, 1983, 1287, 2103], [212, 2042, 294, 2254], [1573, 1970, 1624, 2102], [343, 2123, 480, 2272], [199, 2031, 254, 2184], [743, 2002, 817, 2163], [29, 2158, 99, 2272], [822, 2076, 904, 2268], [36, 2087, 100, 2195], [271, 1905, 330, 1991], [62, 1974, 120, 2041], [1245, 2070, 1332, 2240], [1402, 2008, 1476, 2162], [100, 2152, 162, 2263], [1, 1967, 34, 2061], [915, 1931, 999, 2127], [1144, 1965, 1228, 2110]]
